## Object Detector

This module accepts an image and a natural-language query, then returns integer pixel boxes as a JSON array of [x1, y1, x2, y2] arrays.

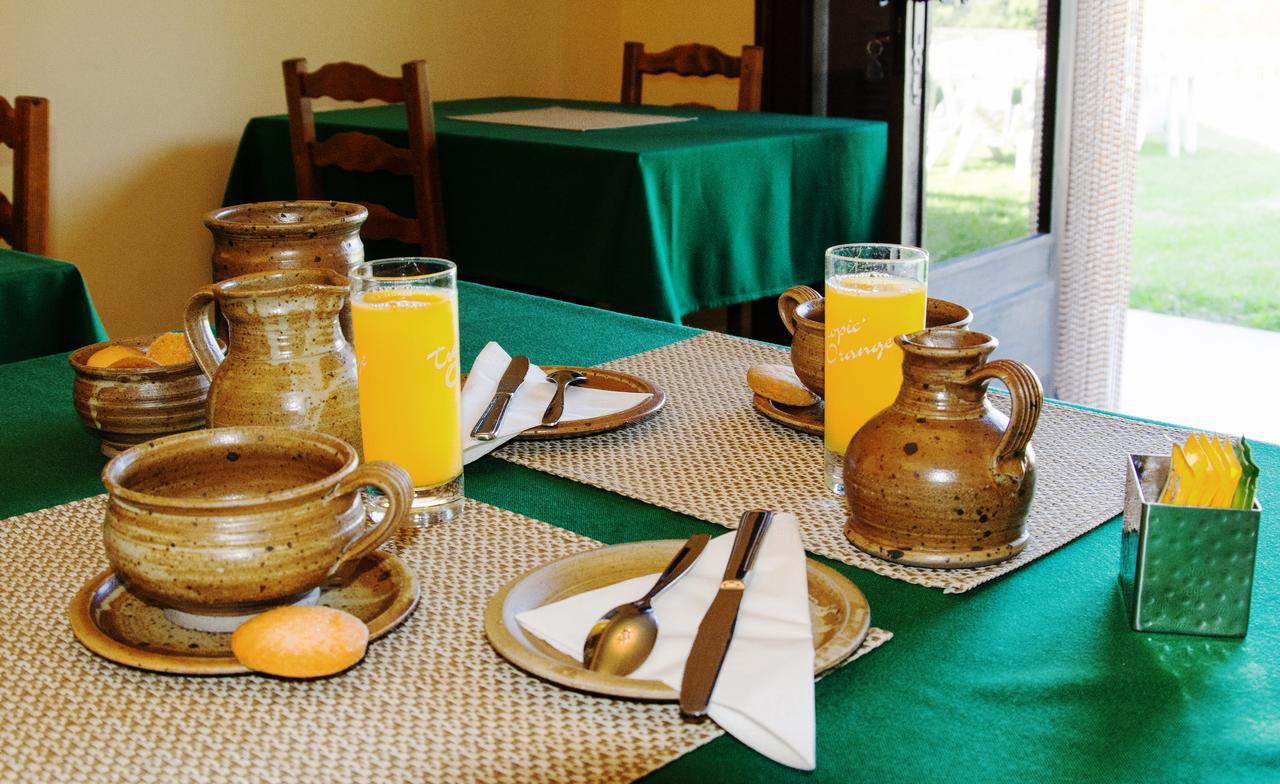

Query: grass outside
[[1130, 129, 1280, 331], [924, 154, 1033, 262], [925, 128, 1280, 332]]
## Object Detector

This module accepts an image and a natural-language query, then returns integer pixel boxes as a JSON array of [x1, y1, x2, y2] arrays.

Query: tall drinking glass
[[824, 244, 928, 494], [349, 259, 463, 525]]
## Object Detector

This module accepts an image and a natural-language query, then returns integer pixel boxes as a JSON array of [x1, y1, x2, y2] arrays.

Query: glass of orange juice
[[824, 244, 928, 495], [349, 258, 463, 526]]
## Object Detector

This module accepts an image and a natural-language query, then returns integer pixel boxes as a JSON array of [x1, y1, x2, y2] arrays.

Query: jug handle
[[777, 285, 821, 336], [329, 461, 415, 568], [182, 285, 224, 379], [963, 359, 1043, 482]]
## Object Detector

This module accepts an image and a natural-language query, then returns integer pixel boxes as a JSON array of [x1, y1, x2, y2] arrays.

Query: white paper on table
[[516, 514, 817, 770], [461, 342, 653, 464], [449, 106, 697, 132]]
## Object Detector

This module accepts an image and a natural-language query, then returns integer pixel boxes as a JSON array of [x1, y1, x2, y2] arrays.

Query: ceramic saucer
[[68, 551, 418, 675]]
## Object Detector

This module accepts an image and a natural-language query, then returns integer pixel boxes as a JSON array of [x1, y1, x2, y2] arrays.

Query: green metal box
[[1119, 454, 1261, 638]]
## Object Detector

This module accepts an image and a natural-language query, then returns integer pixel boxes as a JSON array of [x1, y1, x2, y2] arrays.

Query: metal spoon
[[583, 533, 711, 676], [540, 369, 588, 427]]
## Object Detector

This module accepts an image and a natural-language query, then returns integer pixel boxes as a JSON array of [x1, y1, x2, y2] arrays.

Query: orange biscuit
[[231, 605, 369, 679], [86, 344, 147, 369], [146, 332, 194, 365], [747, 364, 819, 407]]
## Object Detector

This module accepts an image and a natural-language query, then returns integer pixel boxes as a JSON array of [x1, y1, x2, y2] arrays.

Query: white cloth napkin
[[516, 514, 817, 770], [461, 342, 653, 464]]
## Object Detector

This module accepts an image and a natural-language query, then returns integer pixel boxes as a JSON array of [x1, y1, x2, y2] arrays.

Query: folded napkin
[[516, 514, 817, 770], [461, 342, 652, 464]]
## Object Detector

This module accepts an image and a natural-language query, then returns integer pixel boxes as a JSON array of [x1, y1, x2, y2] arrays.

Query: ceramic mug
[[777, 285, 974, 397], [101, 426, 413, 615]]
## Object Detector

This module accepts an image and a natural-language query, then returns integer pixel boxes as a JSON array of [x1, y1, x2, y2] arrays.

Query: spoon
[[540, 369, 588, 427], [582, 533, 711, 676]]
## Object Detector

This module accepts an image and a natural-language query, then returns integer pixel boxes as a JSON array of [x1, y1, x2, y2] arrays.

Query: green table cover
[[223, 97, 888, 323], [2, 282, 1275, 782], [0, 247, 106, 364]]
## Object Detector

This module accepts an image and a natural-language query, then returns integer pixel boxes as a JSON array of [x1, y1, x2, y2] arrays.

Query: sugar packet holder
[[1120, 454, 1261, 639]]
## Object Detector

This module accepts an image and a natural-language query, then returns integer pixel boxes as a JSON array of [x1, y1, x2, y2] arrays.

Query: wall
[[0, 0, 752, 336]]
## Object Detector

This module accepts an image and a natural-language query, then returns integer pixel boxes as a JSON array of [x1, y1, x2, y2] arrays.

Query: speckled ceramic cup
[[101, 427, 412, 615]]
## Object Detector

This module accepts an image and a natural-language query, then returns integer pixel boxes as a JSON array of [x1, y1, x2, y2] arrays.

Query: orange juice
[[350, 288, 461, 486], [824, 273, 926, 455]]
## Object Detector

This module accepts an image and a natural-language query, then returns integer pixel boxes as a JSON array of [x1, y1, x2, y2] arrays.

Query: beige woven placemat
[[498, 332, 1193, 594], [0, 495, 889, 784]]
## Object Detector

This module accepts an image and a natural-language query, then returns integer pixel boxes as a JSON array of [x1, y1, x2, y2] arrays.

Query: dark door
[[758, 0, 1064, 393]]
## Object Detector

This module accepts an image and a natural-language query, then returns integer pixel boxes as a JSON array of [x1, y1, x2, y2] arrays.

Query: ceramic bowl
[[100, 426, 413, 615], [69, 334, 210, 456]]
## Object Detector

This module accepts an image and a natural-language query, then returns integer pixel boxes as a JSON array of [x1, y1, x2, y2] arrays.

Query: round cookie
[[231, 605, 369, 678], [747, 364, 820, 407]]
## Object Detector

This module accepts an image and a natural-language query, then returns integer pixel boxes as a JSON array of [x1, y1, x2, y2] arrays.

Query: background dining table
[[0, 247, 106, 364], [222, 97, 888, 323], [1, 281, 1275, 781]]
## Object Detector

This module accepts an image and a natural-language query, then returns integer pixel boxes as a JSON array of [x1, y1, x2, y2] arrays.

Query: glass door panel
[[924, 0, 1048, 262]]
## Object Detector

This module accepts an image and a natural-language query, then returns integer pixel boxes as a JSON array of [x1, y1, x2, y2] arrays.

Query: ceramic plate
[[68, 551, 419, 676], [462, 366, 666, 439], [753, 393, 824, 436], [484, 539, 870, 700]]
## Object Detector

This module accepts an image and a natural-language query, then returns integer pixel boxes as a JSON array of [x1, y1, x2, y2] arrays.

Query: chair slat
[[637, 44, 743, 78], [620, 42, 764, 113], [301, 62, 405, 103], [0, 97, 14, 147], [311, 132, 416, 176]]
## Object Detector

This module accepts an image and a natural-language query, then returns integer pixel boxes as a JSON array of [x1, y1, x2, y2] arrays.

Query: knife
[[470, 355, 530, 441], [679, 509, 775, 718]]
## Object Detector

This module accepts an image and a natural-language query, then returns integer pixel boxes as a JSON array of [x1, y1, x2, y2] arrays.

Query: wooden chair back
[[621, 42, 764, 112], [283, 58, 447, 257], [0, 96, 50, 255]]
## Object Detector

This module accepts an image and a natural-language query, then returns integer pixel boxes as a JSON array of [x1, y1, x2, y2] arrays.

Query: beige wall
[[1, 0, 752, 336]]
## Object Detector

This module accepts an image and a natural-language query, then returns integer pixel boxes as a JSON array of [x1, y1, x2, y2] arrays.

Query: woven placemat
[[498, 332, 1194, 594], [0, 495, 889, 784]]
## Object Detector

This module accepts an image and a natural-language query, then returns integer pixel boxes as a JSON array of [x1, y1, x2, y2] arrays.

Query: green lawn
[[925, 128, 1280, 332], [1131, 130, 1280, 331], [924, 155, 1033, 262]]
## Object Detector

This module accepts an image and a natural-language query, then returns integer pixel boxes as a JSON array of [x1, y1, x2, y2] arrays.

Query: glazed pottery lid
[[204, 201, 368, 237]]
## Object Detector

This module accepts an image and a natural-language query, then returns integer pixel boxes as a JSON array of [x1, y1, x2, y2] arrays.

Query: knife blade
[[679, 509, 775, 718], [470, 355, 530, 441]]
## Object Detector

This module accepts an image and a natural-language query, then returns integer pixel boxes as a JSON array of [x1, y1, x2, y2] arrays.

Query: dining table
[[222, 97, 888, 323], [1, 281, 1275, 783], [0, 246, 106, 364]]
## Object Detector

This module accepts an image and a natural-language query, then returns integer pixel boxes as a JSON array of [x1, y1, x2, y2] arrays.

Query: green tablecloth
[[2, 282, 1276, 782], [0, 248, 106, 364], [223, 97, 888, 322]]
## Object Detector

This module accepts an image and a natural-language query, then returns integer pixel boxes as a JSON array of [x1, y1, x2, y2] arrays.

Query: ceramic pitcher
[[183, 269, 362, 451], [842, 327, 1042, 569]]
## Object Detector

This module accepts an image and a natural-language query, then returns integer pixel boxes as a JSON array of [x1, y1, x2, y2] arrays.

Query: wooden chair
[[283, 58, 447, 257], [621, 42, 764, 112], [0, 96, 49, 255]]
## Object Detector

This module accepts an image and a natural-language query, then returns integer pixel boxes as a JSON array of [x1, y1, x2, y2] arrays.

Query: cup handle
[[182, 286, 224, 379], [963, 359, 1043, 482], [777, 285, 821, 336], [330, 461, 415, 568]]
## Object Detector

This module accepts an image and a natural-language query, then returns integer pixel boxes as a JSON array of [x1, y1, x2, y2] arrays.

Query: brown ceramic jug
[[183, 269, 362, 451], [842, 327, 1042, 568], [778, 285, 974, 398]]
